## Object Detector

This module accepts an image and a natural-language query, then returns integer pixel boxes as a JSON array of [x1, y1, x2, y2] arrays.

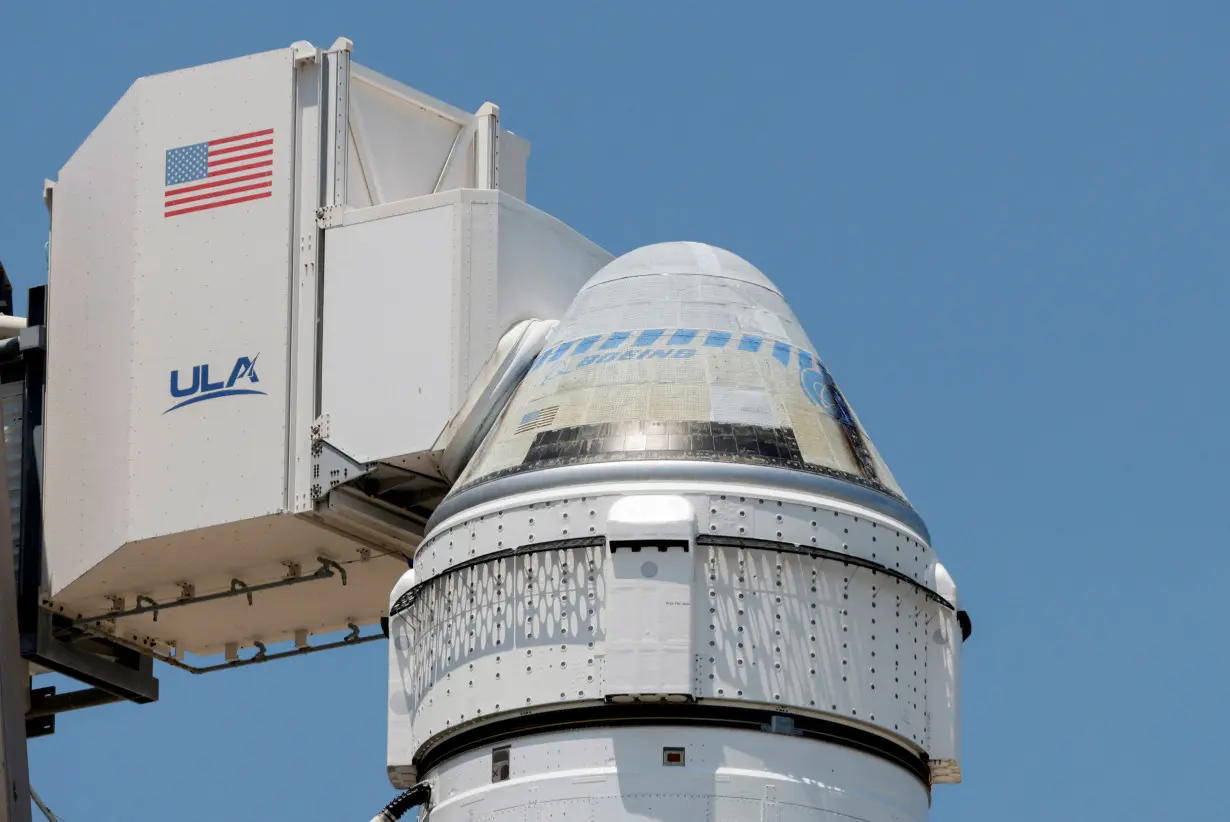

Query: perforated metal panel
[[389, 483, 957, 771], [392, 543, 607, 753], [696, 543, 932, 746]]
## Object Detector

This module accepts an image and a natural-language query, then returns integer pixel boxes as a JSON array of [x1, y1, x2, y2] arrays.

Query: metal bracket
[[311, 413, 331, 441], [18, 325, 45, 352], [26, 611, 158, 704], [762, 714, 800, 736], [71, 557, 347, 626], [135, 595, 158, 621], [230, 579, 253, 606], [327, 36, 354, 54], [311, 439, 372, 500], [75, 620, 383, 676], [315, 204, 345, 229], [27, 684, 123, 722], [290, 40, 319, 65]]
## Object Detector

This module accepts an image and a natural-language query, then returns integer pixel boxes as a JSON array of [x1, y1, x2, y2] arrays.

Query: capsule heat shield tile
[[457, 328, 905, 503]]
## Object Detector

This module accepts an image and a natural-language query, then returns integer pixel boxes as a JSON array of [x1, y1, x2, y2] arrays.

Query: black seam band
[[392, 535, 953, 618], [693, 534, 955, 611], [389, 537, 605, 617], [411, 702, 932, 788]]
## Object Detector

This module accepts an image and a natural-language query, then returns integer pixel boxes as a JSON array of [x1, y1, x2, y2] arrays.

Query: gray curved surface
[[580, 241, 783, 295], [428, 459, 931, 544], [439, 319, 555, 482]]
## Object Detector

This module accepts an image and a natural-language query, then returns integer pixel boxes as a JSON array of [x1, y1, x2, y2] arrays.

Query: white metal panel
[[492, 196, 613, 376], [43, 87, 140, 594], [320, 191, 609, 465], [423, 727, 928, 822], [347, 65, 471, 203], [925, 564, 963, 781], [497, 128, 530, 201], [124, 48, 296, 543], [395, 544, 605, 752], [696, 544, 932, 748], [321, 198, 458, 463], [457, 195, 495, 405], [603, 495, 696, 697], [286, 42, 325, 514], [42, 40, 582, 660], [56, 515, 403, 656], [603, 544, 694, 697]]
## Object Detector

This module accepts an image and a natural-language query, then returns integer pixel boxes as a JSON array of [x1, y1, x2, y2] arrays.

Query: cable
[[368, 782, 431, 822], [30, 787, 62, 822]]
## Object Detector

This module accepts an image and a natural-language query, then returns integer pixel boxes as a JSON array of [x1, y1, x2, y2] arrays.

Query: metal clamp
[[230, 578, 253, 606], [135, 595, 158, 622], [72, 556, 351, 626]]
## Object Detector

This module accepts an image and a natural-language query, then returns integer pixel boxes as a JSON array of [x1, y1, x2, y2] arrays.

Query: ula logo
[[166, 354, 265, 413]]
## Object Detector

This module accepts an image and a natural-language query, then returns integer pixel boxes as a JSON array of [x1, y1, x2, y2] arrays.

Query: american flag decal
[[164, 128, 274, 218], [515, 406, 559, 435]]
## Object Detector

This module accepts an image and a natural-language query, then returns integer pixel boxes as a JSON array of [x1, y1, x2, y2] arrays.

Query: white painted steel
[[924, 563, 962, 781], [39, 39, 607, 658], [428, 476, 928, 548], [436, 319, 558, 484], [604, 496, 697, 697], [55, 515, 407, 657], [286, 40, 326, 516], [320, 191, 610, 466], [345, 64, 529, 205], [423, 726, 928, 822], [322, 200, 457, 463], [43, 72, 141, 597], [44, 45, 298, 595]]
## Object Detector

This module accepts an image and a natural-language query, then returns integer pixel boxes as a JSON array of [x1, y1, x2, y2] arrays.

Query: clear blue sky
[[3, 2, 1228, 820]]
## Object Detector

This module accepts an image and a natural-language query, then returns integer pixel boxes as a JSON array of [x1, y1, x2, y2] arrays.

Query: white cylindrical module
[[387, 242, 969, 820]]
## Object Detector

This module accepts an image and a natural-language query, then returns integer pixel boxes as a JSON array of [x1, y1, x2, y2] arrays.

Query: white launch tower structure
[[0, 39, 968, 822]]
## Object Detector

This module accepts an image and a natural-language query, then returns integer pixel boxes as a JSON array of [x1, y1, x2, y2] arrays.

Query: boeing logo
[[166, 354, 264, 413]]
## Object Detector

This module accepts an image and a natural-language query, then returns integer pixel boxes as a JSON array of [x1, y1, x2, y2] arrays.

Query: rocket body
[[387, 243, 966, 820]]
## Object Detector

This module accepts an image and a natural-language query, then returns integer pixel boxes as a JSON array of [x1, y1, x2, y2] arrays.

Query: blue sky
[[3, 2, 1228, 820]]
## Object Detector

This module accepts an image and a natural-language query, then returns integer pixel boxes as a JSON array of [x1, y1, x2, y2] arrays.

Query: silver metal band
[[427, 459, 931, 543]]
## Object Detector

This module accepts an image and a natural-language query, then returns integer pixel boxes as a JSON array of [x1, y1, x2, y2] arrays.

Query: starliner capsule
[[386, 242, 969, 821]]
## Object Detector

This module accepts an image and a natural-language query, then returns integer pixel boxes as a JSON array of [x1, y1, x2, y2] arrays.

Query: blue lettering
[[672, 349, 696, 359], [201, 364, 225, 392], [170, 366, 200, 398], [166, 354, 267, 413], [578, 355, 598, 367], [227, 355, 260, 388]]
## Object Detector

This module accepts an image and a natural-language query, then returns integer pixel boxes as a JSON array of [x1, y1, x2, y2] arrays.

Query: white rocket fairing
[[387, 242, 968, 820]]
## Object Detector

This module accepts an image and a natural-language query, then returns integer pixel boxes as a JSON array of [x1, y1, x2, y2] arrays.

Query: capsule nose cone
[[582, 241, 783, 296], [450, 241, 920, 529]]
